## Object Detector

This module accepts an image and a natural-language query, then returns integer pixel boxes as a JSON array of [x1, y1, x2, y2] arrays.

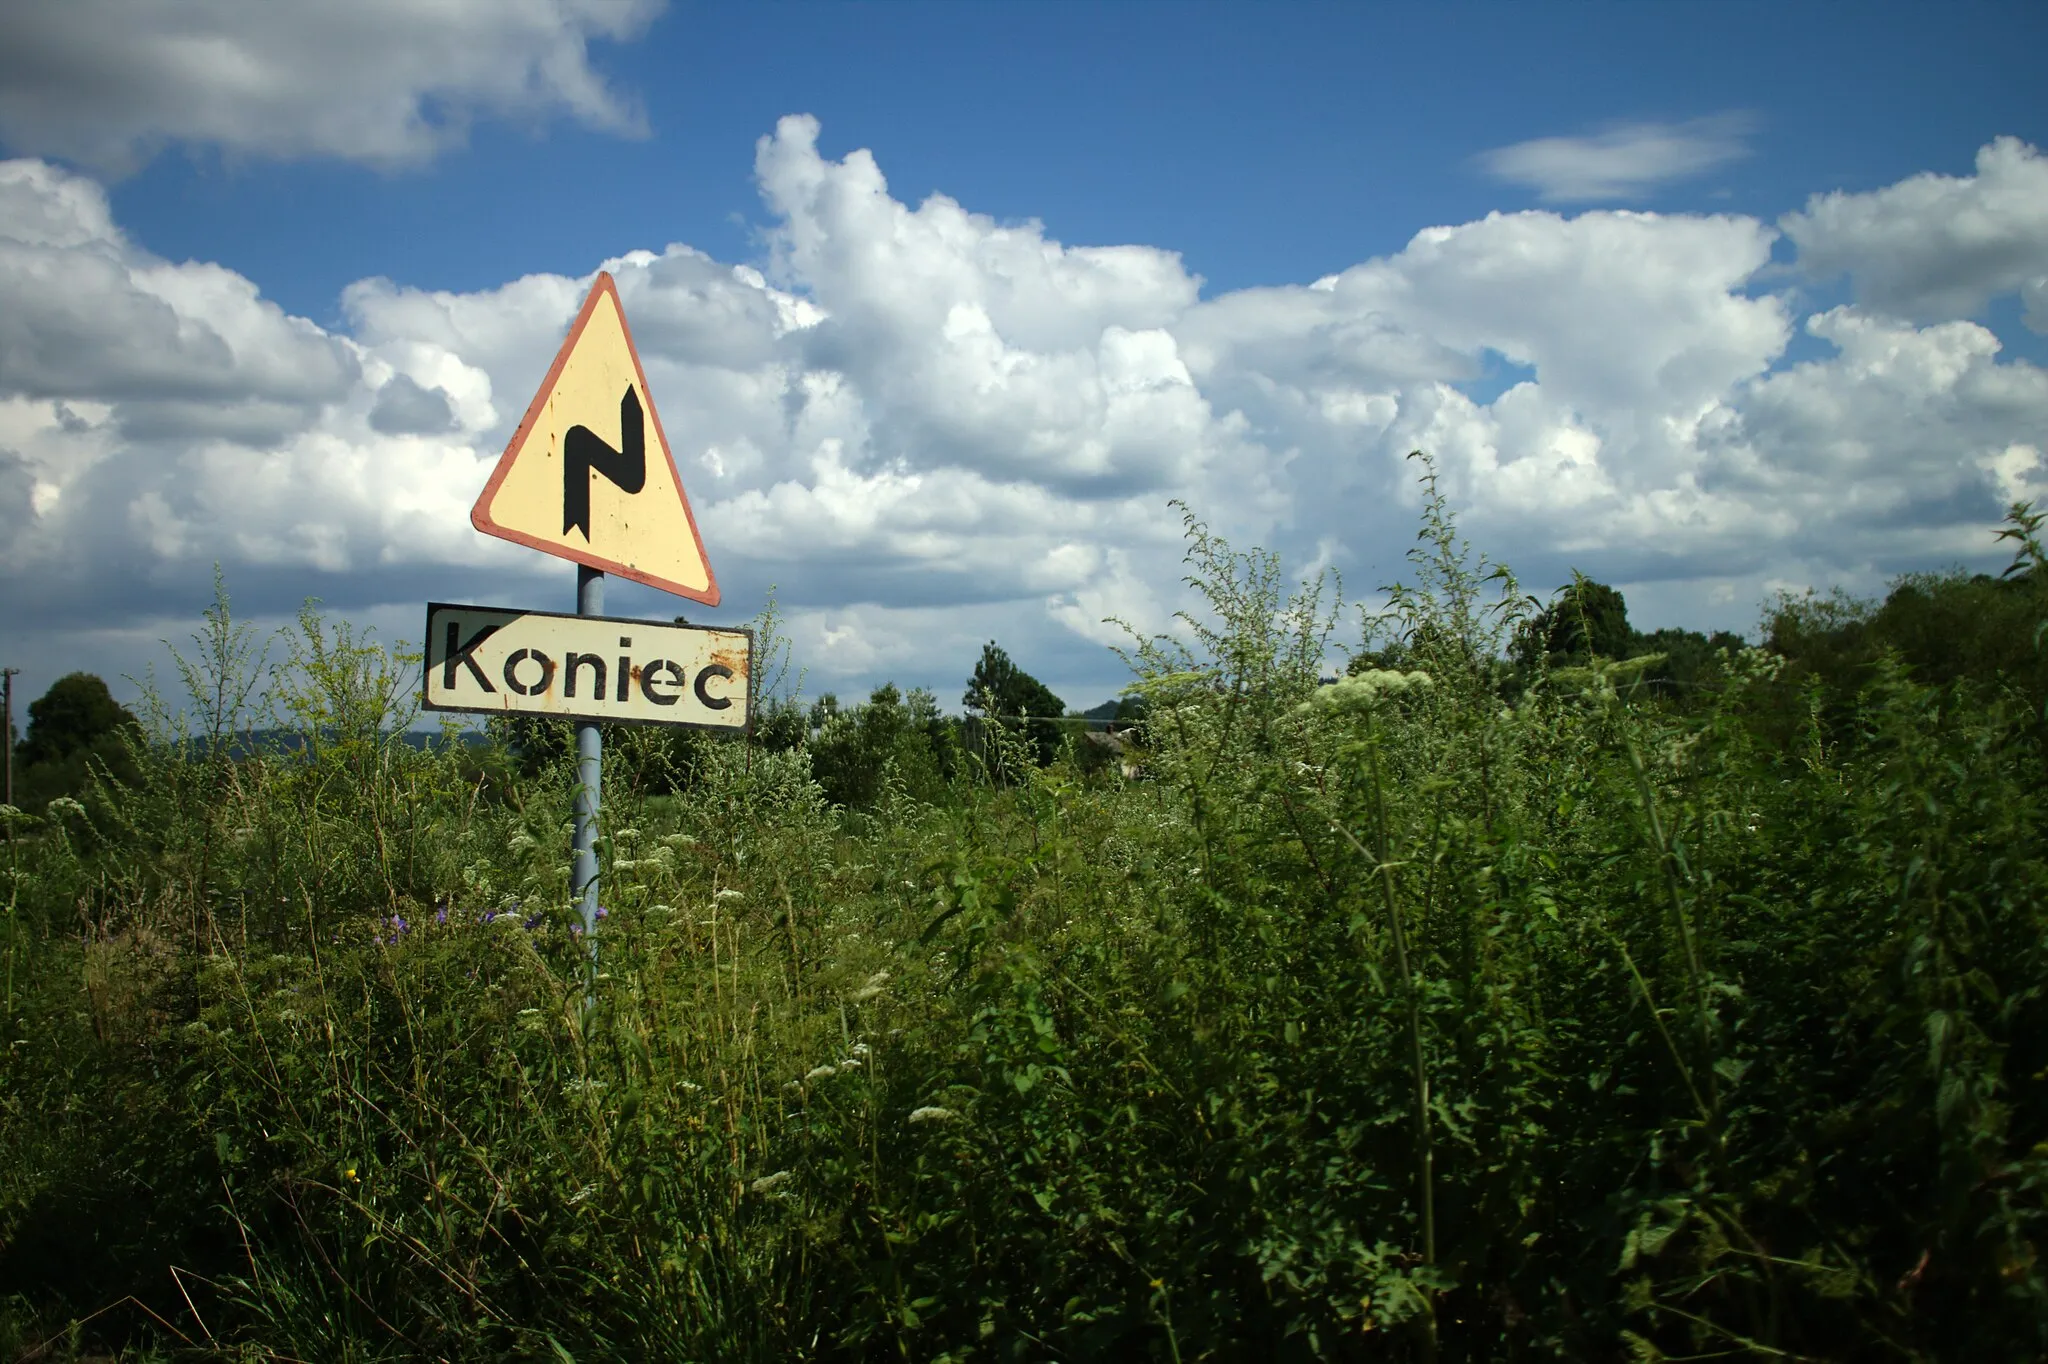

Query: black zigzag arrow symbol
[[563, 384, 647, 539]]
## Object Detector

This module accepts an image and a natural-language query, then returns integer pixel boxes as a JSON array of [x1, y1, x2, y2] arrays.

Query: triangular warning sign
[[471, 271, 720, 605]]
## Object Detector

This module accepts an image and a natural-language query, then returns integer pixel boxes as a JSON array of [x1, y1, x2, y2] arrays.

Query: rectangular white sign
[[422, 602, 751, 730]]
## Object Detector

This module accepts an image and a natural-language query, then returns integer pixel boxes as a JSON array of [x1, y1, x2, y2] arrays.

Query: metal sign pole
[[573, 565, 603, 1004]]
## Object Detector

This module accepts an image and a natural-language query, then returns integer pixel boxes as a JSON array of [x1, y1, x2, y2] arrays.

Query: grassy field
[[3, 477, 2045, 1361]]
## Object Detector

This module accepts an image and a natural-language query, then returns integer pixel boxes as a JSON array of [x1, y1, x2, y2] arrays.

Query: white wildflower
[[836, 1057, 862, 1071], [907, 1106, 957, 1125], [749, 1170, 794, 1195], [568, 1182, 599, 1205], [804, 1064, 838, 1083], [850, 970, 890, 1003], [1305, 668, 1434, 714], [678, 1080, 700, 1092], [715, 888, 743, 901], [849, 1042, 871, 1058]]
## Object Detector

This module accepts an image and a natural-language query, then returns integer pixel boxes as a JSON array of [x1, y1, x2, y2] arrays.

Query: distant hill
[[219, 728, 491, 758]]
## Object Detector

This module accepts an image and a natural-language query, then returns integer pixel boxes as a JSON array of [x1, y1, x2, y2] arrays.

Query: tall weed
[[1, 471, 2043, 1361]]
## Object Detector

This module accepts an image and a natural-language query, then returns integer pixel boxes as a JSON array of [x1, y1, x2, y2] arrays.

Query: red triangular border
[[470, 270, 721, 607]]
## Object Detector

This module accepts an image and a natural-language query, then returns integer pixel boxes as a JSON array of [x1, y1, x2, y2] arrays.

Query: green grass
[[3, 471, 2045, 1361]]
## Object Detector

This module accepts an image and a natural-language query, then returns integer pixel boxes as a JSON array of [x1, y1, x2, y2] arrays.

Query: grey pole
[[573, 566, 603, 1001], [2, 668, 16, 811]]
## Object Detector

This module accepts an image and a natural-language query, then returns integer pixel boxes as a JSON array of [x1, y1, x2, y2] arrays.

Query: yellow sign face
[[471, 271, 719, 605]]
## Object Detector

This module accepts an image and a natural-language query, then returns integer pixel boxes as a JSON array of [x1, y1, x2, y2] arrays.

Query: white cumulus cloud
[[1782, 135, 2048, 325], [0, 0, 661, 172], [0, 159, 517, 640]]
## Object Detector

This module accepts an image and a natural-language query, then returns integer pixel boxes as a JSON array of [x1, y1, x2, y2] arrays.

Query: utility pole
[[2, 668, 17, 809]]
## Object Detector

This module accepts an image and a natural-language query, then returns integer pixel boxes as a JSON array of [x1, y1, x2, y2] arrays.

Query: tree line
[[15, 531, 2046, 822]]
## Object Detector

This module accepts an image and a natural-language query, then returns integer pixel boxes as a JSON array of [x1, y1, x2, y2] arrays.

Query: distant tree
[[809, 682, 957, 809], [11, 673, 143, 813], [1513, 578, 1633, 671], [19, 673, 139, 767], [964, 642, 1066, 767], [750, 699, 808, 754], [1755, 547, 2048, 752], [753, 696, 806, 749], [485, 712, 707, 796], [1870, 570, 2044, 697], [1631, 626, 1746, 707]]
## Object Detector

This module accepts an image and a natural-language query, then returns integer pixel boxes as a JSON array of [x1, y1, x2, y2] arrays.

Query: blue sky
[[111, 4, 2047, 316], [2, 0, 2046, 718]]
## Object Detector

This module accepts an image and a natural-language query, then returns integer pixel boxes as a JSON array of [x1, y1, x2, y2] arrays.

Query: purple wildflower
[[435, 906, 448, 925], [595, 905, 609, 921], [522, 912, 543, 931]]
